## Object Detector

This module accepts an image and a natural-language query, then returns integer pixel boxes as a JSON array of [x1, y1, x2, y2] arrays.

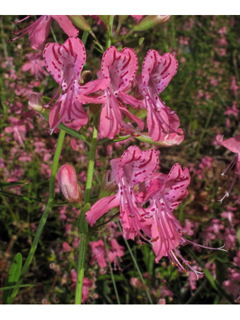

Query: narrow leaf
[[3, 253, 22, 304]]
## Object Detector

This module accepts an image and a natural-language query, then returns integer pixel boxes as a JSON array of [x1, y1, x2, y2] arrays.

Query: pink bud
[[28, 93, 45, 113], [57, 164, 82, 207], [130, 278, 149, 291]]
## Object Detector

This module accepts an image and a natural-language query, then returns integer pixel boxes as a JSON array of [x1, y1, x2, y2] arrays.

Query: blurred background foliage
[[0, 15, 240, 304]]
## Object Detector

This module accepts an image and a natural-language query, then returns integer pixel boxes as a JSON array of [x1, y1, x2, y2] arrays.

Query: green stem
[[8, 129, 66, 304], [50, 26, 58, 43], [195, 102, 214, 158], [75, 16, 114, 304], [84, 115, 99, 204], [106, 15, 114, 49], [75, 233, 88, 304], [75, 115, 99, 304], [117, 222, 153, 304]]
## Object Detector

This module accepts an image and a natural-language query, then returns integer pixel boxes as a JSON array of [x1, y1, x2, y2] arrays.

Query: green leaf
[[0, 284, 35, 291], [215, 252, 228, 284], [2, 253, 22, 304], [139, 37, 144, 45], [202, 267, 218, 291]]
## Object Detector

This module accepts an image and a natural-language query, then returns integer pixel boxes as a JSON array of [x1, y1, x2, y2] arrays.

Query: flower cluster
[[85, 146, 225, 277], [40, 37, 183, 144]]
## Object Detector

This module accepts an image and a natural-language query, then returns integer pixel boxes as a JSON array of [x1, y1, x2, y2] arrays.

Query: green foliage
[[1, 15, 240, 304], [2, 253, 22, 304]]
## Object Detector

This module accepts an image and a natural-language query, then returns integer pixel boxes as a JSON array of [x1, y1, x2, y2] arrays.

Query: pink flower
[[224, 101, 239, 118], [4, 116, 27, 145], [98, 46, 143, 139], [131, 15, 144, 22], [22, 52, 47, 79], [234, 251, 240, 267], [179, 36, 189, 46], [219, 48, 226, 56], [159, 284, 174, 298], [43, 37, 109, 132], [130, 278, 149, 290], [218, 26, 227, 34], [56, 164, 82, 206], [138, 49, 183, 142], [85, 146, 159, 241], [226, 118, 231, 128], [141, 163, 198, 272], [188, 265, 204, 291], [221, 206, 236, 225], [90, 240, 107, 268], [0, 158, 5, 169], [108, 239, 124, 270], [216, 134, 240, 201], [211, 219, 224, 234], [11, 15, 79, 50], [220, 227, 237, 250], [86, 146, 225, 276], [210, 77, 218, 87], [218, 36, 228, 46], [62, 242, 71, 252], [231, 77, 239, 96]]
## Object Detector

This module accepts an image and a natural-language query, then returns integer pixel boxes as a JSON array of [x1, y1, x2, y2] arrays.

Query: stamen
[[13, 15, 31, 25], [185, 239, 227, 252], [218, 192, 229, 203], [221, 154, 238, 176]]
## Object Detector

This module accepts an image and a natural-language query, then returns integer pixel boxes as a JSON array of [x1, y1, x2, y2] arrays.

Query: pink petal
[[120, 106, 144, 131], [51, 15, 79, 37], [101, 46, 138, 92], [142, 50, 178, 93], [163, 164, 190, 209], [80, 78, 110, 95], [117, 146, 159, 185], [5, 127, 14, 133], [118, 91, 143, 108], [49, 101, 61, 130], [150, 212, 182, 263], [29, 15, 52, 50], [146, 98, 180, 142], [22, 62, 31, 72], [132, 15, 144, 21], [85, 194, 120, 226], [99, 101, 123, 139], [216, 134, 240, 154], [43, 37, 86, 87]]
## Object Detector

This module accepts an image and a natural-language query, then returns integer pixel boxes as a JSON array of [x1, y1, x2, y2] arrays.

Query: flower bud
[[118, 15, 128, 24], [28, 93, 45, 113], [133, 15, 171, 32], [98, 15, 110, 25], [67, 15, 91, 32], [57, 164, 82, 208]]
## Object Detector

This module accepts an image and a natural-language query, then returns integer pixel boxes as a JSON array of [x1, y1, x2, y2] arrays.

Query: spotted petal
[[142, 50, 178, 93], [101, 46, 138, 92], [162, 163, 190, 210], [43, 37, 86, 88], [117, 146, 159, 185]]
